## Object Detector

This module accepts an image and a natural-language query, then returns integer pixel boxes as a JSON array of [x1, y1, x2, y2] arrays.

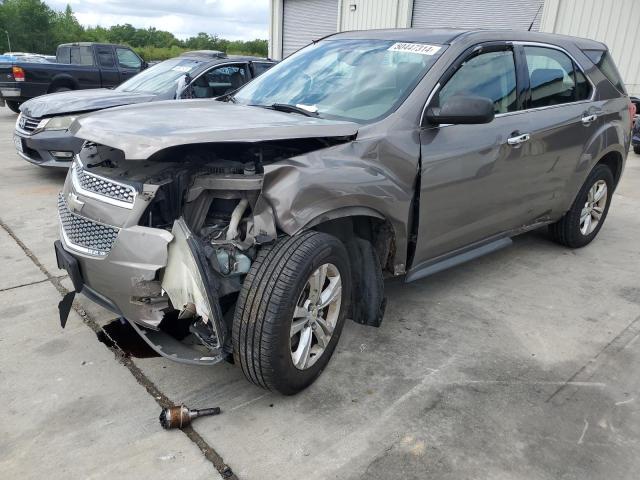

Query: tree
[[0, 0, 55, 53]]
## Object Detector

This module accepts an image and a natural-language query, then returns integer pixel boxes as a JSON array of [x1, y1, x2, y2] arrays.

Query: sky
[[46, 0, 270, 40]]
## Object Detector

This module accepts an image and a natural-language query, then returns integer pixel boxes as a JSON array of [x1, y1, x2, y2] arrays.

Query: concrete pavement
[[1, 105, 639, 479]]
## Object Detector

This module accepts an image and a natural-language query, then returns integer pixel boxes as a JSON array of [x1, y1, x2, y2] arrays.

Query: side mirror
[[424, 95, 495, 126], [141, 60, 149, 70]]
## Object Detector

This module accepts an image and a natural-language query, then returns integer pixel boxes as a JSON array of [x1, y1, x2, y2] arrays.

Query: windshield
[[233, 39, 444, 122], [116, 58, 203, 95]]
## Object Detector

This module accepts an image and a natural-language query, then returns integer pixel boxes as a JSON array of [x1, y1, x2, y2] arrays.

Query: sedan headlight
[[38, 115, 77, 131]]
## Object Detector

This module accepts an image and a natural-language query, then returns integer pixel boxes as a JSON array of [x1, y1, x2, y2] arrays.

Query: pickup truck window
[[439, 50, 517, 114], [95, 47, 115, 68], [116, 48, 141, 69], [116, 57, 202, 95], [57, 46, 71, 64]]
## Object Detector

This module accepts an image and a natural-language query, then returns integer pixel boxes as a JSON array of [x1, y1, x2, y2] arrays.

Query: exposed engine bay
[[69, 137, 353, 363]]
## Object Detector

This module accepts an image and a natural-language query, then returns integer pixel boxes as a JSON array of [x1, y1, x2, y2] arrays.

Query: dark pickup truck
[[0, 42, 146, 113]]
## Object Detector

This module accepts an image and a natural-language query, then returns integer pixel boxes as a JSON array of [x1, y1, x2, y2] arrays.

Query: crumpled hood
[[20, 89, 157, 118], [70, 99, 360, 160]]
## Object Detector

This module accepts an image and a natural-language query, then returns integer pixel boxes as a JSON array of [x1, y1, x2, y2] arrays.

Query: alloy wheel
[[290, 263, 342, 370], [580, 179, 608, 235]]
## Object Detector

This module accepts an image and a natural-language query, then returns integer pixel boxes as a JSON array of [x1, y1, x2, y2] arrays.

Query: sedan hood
[[20, 89, 157, 118], [70, 100, 360, 160]]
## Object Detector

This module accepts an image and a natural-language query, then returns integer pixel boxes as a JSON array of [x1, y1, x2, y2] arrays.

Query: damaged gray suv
[[55, 29, 633, 394]]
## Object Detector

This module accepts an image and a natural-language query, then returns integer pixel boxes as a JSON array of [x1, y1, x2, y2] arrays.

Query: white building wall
[[541, 0, 640, 95]]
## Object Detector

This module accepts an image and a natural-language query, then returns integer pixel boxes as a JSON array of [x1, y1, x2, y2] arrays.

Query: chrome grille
[[58, 193, 120, 256], [17, 114, 41, 135], [73, 162, 136, 206]]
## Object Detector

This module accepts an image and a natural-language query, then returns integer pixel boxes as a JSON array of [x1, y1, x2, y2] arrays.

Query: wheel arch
[[302, 208, 397, 276], [48, 74, 78, 93]]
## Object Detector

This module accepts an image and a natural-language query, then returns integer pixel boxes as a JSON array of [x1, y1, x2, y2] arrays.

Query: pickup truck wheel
[[6, 101, 21, 113], [233, 231, 351, 395], [549, 164, 614, 248], [52, 86, 71, 93]]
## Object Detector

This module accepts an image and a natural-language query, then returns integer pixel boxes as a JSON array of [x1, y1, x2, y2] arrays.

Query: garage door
[[411, 0, 544, 31], [282, 0, 339, 58]]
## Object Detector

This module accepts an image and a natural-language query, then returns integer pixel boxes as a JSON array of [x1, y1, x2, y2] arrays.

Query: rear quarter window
[[583, 49, 626, 94]]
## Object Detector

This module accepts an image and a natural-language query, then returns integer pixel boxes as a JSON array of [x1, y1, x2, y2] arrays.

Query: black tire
[[549, 164, 614, 248], [233, 231, 351, 395], [633, 145, 640, 155], [6, 100, 21, 113], [52, 86, 72, 93]]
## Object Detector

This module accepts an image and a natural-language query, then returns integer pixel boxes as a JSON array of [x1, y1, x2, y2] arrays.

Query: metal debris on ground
[[159, 404, 221, 429]]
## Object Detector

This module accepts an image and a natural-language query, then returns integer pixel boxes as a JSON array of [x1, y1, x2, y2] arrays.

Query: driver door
[[411, 43, 533, 268]]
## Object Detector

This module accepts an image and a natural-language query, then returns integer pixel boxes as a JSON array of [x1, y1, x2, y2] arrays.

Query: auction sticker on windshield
[[388, 43, 442, 55]]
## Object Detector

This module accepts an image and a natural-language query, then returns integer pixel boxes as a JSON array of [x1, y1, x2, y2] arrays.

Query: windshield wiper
[[260, 103, 319, 117]]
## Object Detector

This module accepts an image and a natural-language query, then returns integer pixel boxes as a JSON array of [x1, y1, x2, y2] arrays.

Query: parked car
[[633, 110, 640, 154], [14, 52, 275, 167], [0, 42, 146, 113], [55, 29, 632, 395]]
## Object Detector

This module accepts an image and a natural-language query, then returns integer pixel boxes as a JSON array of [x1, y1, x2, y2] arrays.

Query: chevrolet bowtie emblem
[[67, 192, 84, 213]]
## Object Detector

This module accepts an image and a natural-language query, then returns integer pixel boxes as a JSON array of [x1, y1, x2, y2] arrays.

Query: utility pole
[[4, 30, 11, 53]]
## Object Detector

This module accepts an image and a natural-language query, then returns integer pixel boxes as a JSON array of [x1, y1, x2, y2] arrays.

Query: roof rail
[[180, 50, 227, 59]]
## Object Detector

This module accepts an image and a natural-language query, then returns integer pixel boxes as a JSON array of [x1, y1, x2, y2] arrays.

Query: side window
[[524, 46, 590, 108], [79, 46, 94, 66], [116, 48, 142, 69], [96, 48, 115, 68], [438, 50, 517, 115], [70, 47, 81, 65], [191, 64, 248, 98], [57, 46, 71, 64], [583, 49, 626, 94], [251, 62, 274, 77]]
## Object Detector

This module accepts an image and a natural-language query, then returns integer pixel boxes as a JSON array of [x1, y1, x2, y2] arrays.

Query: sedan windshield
[[116, 58, 203, 95], [233, 39, 445, 122]]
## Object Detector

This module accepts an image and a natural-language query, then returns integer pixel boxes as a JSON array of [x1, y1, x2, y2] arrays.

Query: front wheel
[[233, 231, 351, 395], [633, 145, 640, 155], [549, 164, 614, 248]]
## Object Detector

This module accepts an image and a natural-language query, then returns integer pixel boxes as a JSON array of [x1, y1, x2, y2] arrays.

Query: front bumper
[[14, 129, 83, 168], [55, 163, 227, 365]]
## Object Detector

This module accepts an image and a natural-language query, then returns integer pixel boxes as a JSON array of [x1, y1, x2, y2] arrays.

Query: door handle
[[507, 133, 530, 146], [581, 114, 597, 125]]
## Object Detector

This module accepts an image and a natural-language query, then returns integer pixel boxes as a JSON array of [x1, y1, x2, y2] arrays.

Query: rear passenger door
[[517, 44, 599, 217], [95, 46, 119, 88]]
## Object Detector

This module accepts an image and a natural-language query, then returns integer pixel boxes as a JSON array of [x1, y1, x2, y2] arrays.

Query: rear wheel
[[233, 231, 351, 395], [6, 101, 21, 113], [549, 164, 614, 248], [52, 86, 72, 93], [633, 145, 640, 155]]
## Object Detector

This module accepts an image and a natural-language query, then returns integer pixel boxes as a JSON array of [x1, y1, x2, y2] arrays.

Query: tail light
[[12, 66, 25, 82]]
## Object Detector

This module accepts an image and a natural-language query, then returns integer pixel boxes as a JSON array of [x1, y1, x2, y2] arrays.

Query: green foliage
[[0, 1, 268, 59]]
